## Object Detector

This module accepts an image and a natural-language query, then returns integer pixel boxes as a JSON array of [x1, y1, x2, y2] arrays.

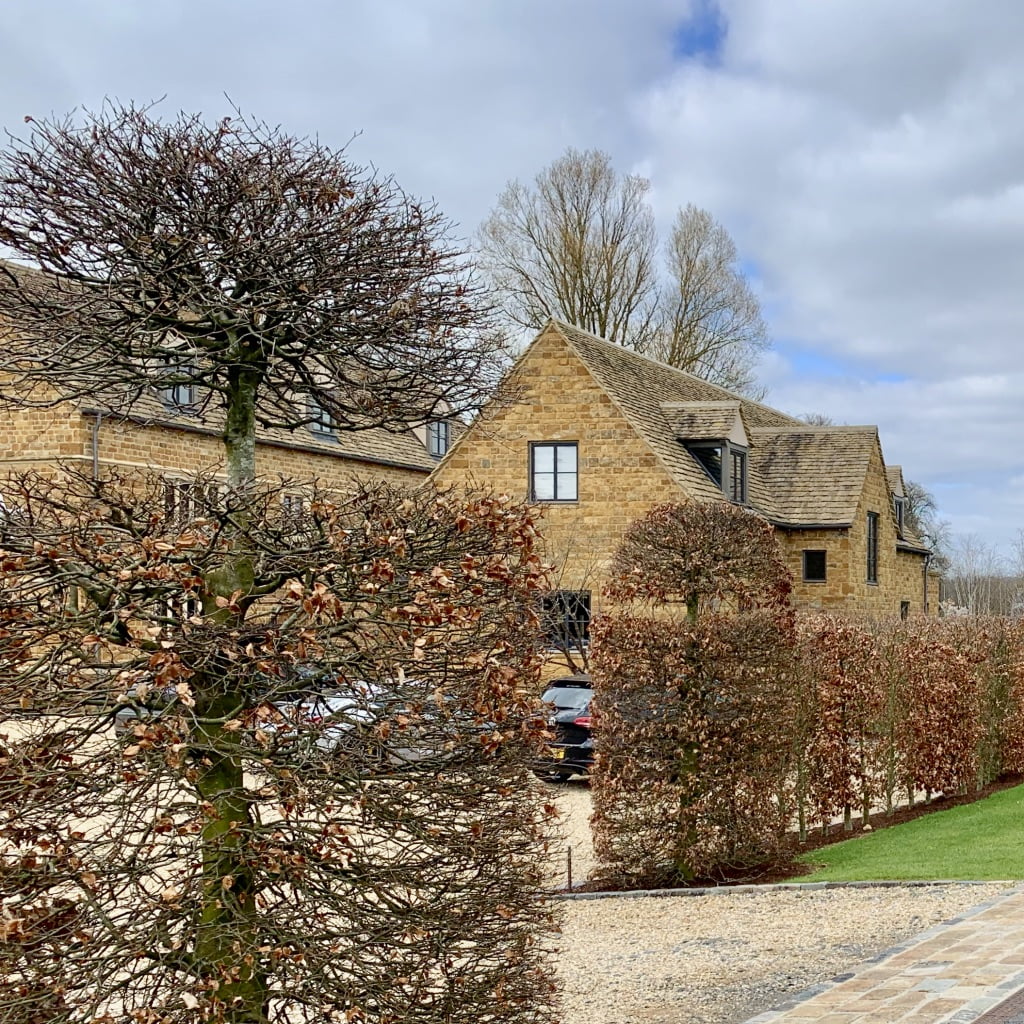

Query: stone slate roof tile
[[549, 321, 907, 531]]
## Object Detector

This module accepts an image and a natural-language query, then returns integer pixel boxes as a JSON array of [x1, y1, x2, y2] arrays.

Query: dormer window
[[308, 397, 336, 438], [689, 442, 747, 504], [160, 356, 199, 412], [427, 420, 451, 458], [893, 495, 906, 535]]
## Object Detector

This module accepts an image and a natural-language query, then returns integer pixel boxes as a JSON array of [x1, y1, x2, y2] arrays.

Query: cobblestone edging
[[546, 877, 1017, 901]]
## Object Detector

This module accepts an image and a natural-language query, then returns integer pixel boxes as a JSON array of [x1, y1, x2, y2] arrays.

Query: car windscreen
[[541, 686, 592, 711]]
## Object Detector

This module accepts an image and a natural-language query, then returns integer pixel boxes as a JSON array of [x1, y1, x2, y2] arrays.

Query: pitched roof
[[545, 321, 912, 531], [747, 426, 878, 526], [551, 321, 799, 507], [79, 389, 438, 473]]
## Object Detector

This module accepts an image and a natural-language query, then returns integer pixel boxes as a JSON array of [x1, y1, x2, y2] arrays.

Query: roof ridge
[[748, 424, 879, 435]]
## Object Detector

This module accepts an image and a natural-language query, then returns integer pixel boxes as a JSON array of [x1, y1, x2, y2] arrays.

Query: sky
[[3, 0, 1024, 559]]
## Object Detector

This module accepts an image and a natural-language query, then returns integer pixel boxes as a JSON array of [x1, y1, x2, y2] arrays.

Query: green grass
[[791, 784, 1024, 882]]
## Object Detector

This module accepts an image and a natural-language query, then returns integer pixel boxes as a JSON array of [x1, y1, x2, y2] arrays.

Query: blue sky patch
[[672, 0, 726, 63]]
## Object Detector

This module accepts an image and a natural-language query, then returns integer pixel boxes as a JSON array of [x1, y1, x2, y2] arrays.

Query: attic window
[[427, 420, 451, 458], [894, 495, 906, 535], [689, 442, 747, 505], [308, 397, 336, 438]]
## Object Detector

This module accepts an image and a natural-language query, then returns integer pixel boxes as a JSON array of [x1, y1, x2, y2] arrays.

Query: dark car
[[535, 674, 593, 781]]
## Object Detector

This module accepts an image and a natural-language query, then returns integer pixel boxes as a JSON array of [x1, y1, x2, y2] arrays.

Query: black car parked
[[535, 674, 593, 781]]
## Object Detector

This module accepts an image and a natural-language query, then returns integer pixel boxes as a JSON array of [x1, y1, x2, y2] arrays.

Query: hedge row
[[589, 611, 1024, 884]]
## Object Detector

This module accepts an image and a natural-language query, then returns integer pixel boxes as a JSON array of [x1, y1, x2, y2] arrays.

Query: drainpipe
[[923, 551, 931, 615], [91, 412, 102, 481]]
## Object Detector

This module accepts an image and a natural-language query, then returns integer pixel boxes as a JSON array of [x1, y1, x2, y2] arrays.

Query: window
[[308, 397, 336, 437], [530, 442, 578, 502], [866, 511, 879, 584], [540, 590, 591, 650], [281, 493, 305, 523], [164, 479, 218, 527], [689, 442, 747, 504], [729, 448, 747, 504], [893, 495, 906, 535], [161, 357, 199, 411], [803, 550, 827, 583], [900, 600, 910, 620], [427, 420, 451, 458]]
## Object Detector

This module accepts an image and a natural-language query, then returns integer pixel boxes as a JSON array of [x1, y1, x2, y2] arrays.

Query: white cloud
[[1, 0, 1023, 552]]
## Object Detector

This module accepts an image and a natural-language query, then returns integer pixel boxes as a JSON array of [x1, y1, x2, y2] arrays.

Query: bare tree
[[0, 103, 505, 488], [648, 204, 769, 397], [478, 148, 661, 350], [798, 412, 836, 426], [479, 151, 770, 396], [0, 103, 557, 1024], [903, 479, 951, 572], [946, 533, 1007, 614]]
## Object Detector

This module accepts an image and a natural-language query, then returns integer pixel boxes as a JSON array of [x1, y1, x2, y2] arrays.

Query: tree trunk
[[192, 347, 268, 1017]]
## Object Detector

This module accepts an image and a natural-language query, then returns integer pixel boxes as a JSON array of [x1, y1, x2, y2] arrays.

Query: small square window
[[803, 550, 827, 583], [530, 442, 578, 502]]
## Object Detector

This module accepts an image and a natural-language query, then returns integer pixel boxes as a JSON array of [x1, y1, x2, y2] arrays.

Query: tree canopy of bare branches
[[0, 102, 504, 487], [646, 204, 769, 397], [478, 148, 661, 351], [0, 103, 557, 1024], [0, 473, 558, 1024], [478, 149, 769, 396], [605, 500, 792, 621]]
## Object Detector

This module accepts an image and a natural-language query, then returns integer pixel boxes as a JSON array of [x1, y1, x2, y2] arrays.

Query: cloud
[[2, 0, 1023, 552]]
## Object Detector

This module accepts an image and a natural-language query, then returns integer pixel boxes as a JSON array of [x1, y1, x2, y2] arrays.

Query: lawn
[[791, 783, 1024, 882]]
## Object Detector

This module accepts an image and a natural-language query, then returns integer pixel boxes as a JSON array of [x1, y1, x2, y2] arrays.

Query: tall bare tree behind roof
[[0, 102, 504, 487], [478, 147, 661, 350], [649, 203, 769, 398], [479, 148, 770, 397]]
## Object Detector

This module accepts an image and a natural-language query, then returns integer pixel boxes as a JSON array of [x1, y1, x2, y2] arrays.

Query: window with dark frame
[[308, 397, 336, 437], [689, 442, 748, 504], [803, 550, 827, 583], [540, 590, 591, 650], [900, 600, 910, 620], [161, 356, 199, 411], [894, 495, 906, 535], [729, 448, 747, 503], [866, 511, 879, 584], [530, 442, 578, 502], [427, 421, 451, 458]]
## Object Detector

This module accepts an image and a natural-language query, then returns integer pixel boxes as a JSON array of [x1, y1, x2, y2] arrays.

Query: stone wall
[[434, 324, 933, 617], [434, 325, 684, 614], [0, 405, 429, 495]]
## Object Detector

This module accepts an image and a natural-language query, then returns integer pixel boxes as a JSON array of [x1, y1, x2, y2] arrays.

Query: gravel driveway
[[544, 778, 1013, 1023]]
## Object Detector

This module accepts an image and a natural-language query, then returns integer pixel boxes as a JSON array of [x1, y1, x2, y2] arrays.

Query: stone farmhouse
[[1, 378, 450, 504], [431, 320, 936, 640]]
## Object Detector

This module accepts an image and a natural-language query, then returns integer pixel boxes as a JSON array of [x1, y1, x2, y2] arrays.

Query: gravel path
[[544, 779, 1014, 1023]]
